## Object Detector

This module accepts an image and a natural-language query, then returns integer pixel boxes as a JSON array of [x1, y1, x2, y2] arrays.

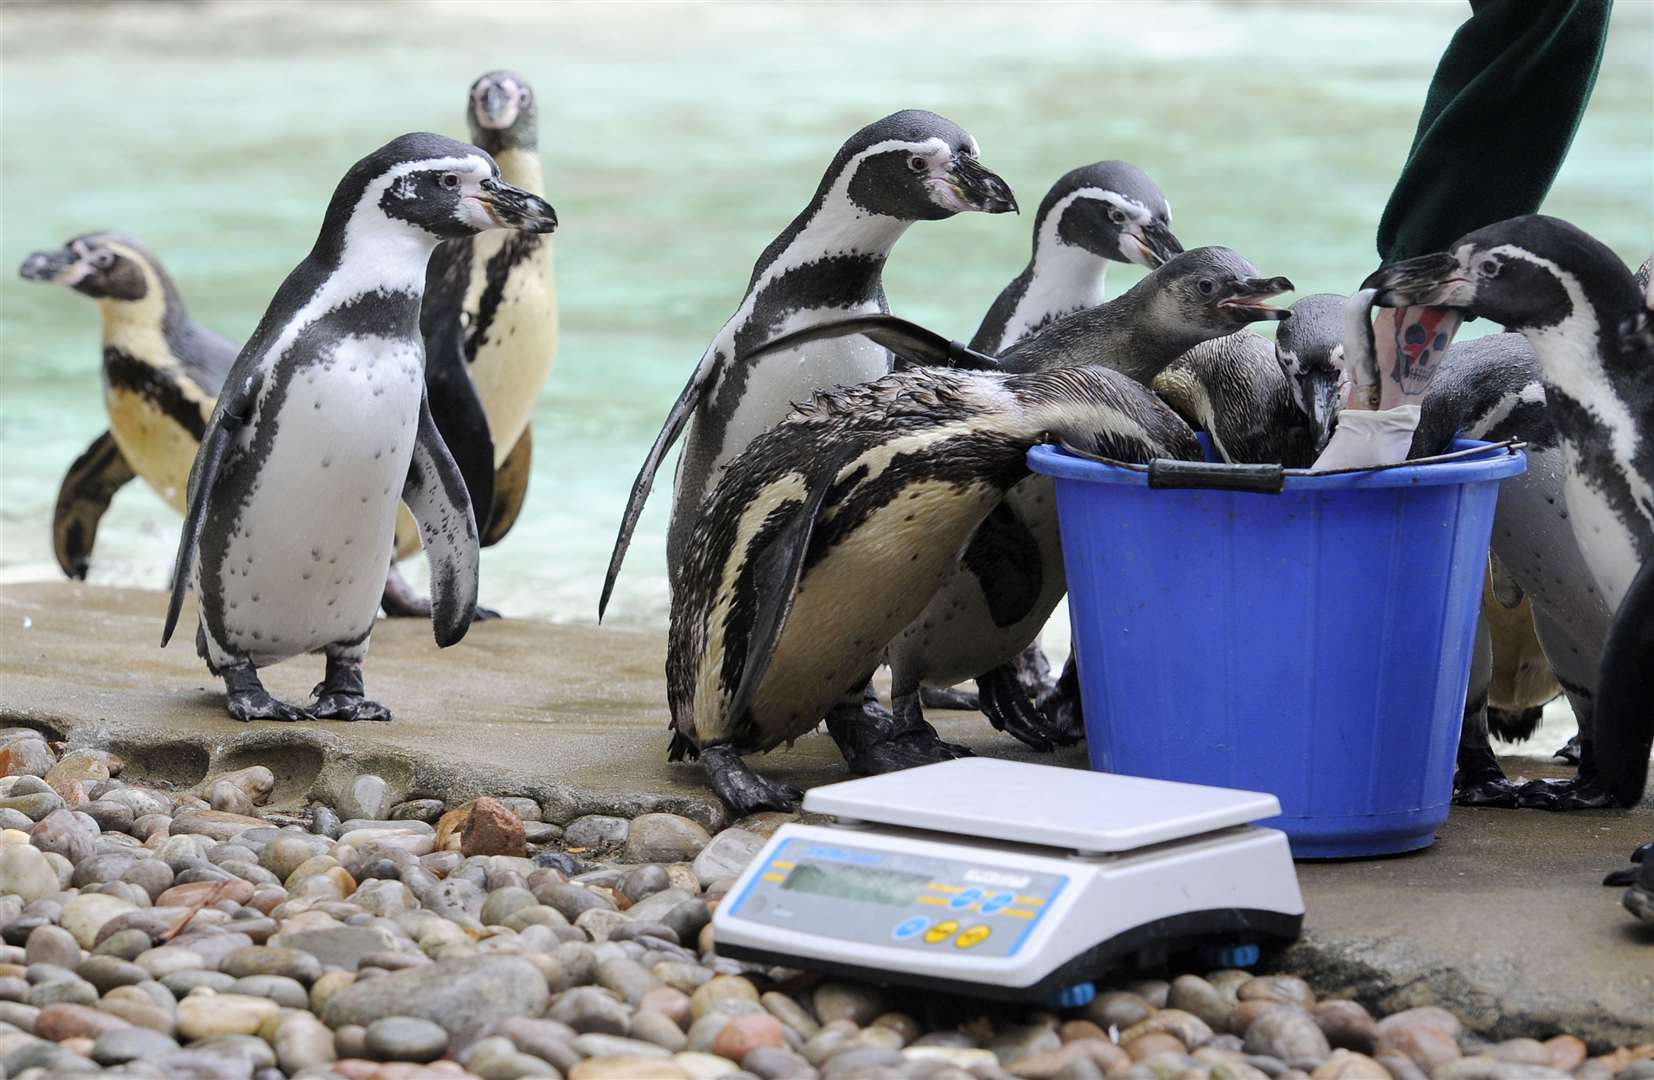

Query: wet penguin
[[383, 70, 560, 617], [19, 234, 238, 579], [668, 363, 1200, 813], [161, 133, 558, 723], [971, 160, 1182, 354], [1368, 215, 1653, 810], [601, 110, 1016, 614], [765, 248, 1293, 750]]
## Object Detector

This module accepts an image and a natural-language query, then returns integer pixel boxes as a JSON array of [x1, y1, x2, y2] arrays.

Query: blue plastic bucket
[[1027, 439, 1526, 858]]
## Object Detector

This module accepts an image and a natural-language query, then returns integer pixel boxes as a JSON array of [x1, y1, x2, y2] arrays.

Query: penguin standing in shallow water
[[162, 133, 557, 723], [383, 70, 560, 617], [19, 234, 238, 579], [1366, 216, 1652, 816], [668, 363, 1200, 813], [601, 110, 1016, 614]]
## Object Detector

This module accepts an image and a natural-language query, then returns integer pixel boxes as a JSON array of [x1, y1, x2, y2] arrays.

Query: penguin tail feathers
[[1486, 704, 1544, 744]]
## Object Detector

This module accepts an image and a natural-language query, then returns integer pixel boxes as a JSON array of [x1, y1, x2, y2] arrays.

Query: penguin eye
[[1107, 207, 1127, 225], [1197, 278, 1217, 296], [92, 251, 115, 270], [440, 173, 461, 191], [907, 155, 928, 175], [1478, 257, 1499, 277], [518, 88, 532, 106]]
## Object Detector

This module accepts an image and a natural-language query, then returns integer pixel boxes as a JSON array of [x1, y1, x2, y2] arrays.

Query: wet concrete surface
[[1, 582, 1649, 1045]]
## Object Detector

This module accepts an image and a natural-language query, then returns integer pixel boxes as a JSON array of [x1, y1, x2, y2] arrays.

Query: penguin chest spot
[[104, 384, 203, 515], [748, 479, 997, 743], [465, 240, 557, 461], [217, 337, 425, 658]]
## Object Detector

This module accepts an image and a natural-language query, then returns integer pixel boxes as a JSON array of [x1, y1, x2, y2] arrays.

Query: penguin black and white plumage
[[1154, 292, 1346, 469], [970, 160, 1181, 355], [161, 133, 558, 723], [667, 363, 1200, 813], [1367, 215, 1652, 811], [383, 70, 559, 617], [768, 249, 1294, 750], [19, 234, 238, 579], [601, 110, 1016, 615]]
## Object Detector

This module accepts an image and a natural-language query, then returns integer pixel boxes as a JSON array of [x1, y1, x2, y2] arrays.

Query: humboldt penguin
[[668, 363, 1200, 813], [764, 248, 1293, 749], [1367, 215, 1653, 812], [162, 133, 557, 723], [382, 69, 559, 617], [601, 109, 1016, 615], [19, 234, 238, 579]]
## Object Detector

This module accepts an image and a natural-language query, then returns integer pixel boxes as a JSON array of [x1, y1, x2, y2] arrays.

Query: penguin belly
[[465, 232, 557, 463], [1558, 448, 1643, 611], [887, 475, 1067, 689], [207, 339, 425, 667], [103, 383, 204, 516], [712, 479, 999, 751]]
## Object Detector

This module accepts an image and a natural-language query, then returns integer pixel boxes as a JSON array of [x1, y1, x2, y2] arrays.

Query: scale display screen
[[781, 862, 928, 906]]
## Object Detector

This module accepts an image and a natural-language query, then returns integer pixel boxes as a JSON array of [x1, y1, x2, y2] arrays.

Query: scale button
[[923, 920, 959, 944], [954, 925, 992, 949], [949, 888, 984, 910], [891, 916, 929, 941], [980, 893, 1012, 915]]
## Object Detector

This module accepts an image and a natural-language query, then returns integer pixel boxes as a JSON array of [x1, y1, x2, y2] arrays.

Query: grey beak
[[479, 178, 557, 234], [1361, 252, 1463, 307], [19, 249, 73, 282]]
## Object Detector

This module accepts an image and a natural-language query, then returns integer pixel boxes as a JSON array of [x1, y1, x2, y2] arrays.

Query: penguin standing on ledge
[[19, 234, 238, 579], [668, 363, 1200, 813], [384, 69, 560, 617], [163, 133, 557, 723], [1366, 215, 1653, 813], [601, 109, 1016, 614]]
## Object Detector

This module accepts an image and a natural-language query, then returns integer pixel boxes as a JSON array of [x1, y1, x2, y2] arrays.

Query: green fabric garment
[[1377, 0, 1612, 265]]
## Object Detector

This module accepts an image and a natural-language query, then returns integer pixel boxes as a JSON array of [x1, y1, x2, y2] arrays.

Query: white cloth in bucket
[[1311, 405, 1421, 471]]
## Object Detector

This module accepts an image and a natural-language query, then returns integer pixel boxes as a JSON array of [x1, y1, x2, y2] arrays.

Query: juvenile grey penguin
[[19, 234, 238, 579], [601, 110, 1016, 615], [668, 363, 1201, 813], [762, 248, 1293, 750], [971, 160, 1182, 354], [383, 69, 560, 617], [162, 133, 557, 723], [1368, 215, 1653, 810]]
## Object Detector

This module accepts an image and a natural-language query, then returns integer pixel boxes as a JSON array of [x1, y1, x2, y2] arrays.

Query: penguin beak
[[475, 178, 558, 234], [1218, 276, 1295, 322], [476, 81, 520, 131], [1361, 252, 1473, 308], [937, 154, 1018, 215], [18, 248, 77, 284], [1122, 222, 1184, 269]]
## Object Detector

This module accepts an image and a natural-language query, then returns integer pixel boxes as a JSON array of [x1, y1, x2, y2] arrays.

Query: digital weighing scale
[[714, 759, 1304, 1004]]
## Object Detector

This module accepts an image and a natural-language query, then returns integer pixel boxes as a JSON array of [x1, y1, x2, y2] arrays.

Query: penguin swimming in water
[[161, 133, 557, 723], [19, 234, 238, 580], [601, 110, 1016, 615], [668, 362, 1200, 813], [759, 248, 1293, 750], [382, 70, 560, 618], [1366, 215, 1653, 811]]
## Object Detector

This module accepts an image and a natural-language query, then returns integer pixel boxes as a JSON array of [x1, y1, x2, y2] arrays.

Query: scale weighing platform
[[714, 759, 1304, 1003]]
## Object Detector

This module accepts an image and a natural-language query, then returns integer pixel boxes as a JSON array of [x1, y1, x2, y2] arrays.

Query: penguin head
[[1274, 293, 1348, 451], [1040, 161, 1181, 268], [1149, 247, 1294, 334], [828, 110, 1017, 222], [18, 232, 163, 304], [320, 132, 557, 248], [467, 70, 537, 154], [1362, 215, 1641, 337]]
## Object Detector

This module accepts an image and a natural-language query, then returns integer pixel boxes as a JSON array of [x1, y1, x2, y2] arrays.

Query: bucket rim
[[1028, 437, 1526, 490]]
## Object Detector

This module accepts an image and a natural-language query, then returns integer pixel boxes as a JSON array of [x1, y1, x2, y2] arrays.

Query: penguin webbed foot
[[223, 665, 314, 723], [1513, 775, 1615, 811], [1452, 737, 1520, 807], [308, 654, 393, 723], [828, 688, 972, 774], [1553, 734, 1581, 765], [920, 686, 980, 711], [978, 663, 1078, 752], [1604, 839, 1654, 886], [701, 745, 801, 814], [1034, 657, 1086, 745]]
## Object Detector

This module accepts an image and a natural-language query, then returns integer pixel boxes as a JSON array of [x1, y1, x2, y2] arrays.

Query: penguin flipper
[[403, 390, 481, 648], [742, 315, 1000, 373], [1595, 558, 1654, 808], [53, 431, 137, 580], [482, 426, 532, 548], [726, 444, 859, 729], [162, 378, 257, 648], [423, 308, 497, 540]]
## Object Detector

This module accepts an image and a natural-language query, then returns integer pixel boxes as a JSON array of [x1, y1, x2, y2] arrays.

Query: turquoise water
[[2, 1, 1650, 641]]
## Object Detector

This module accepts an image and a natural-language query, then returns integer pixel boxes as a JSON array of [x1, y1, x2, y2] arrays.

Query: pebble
[[624, 814, 713, 863], [460, 796, 527, 858], [691, 827, 765, 886], [1246, 1006, 1331, 1063], [567, 814, 632, 849], [812, 980, 882, 1025], [713, 1012, 788, 1061], [92, 1024, 182, 1065], [176, 991, 282, 1040], [0, 843, 60, 901], [321, 955, 550, 1036], [337, 775, 393, 822], [364, 1014, 449, 1062]]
